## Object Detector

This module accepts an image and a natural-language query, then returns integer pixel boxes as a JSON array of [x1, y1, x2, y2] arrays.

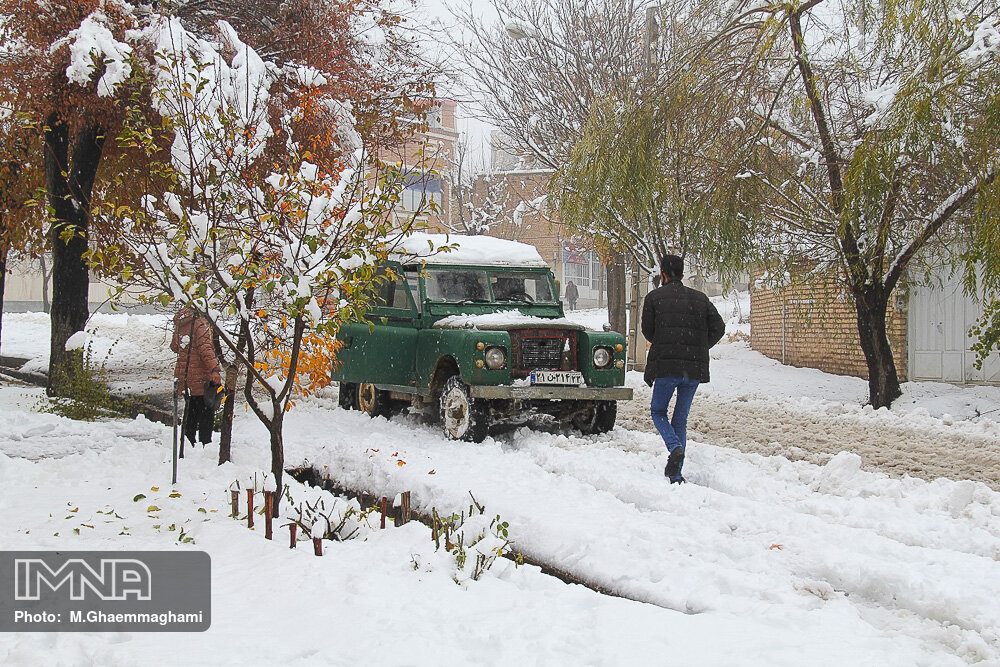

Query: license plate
[[530, 370, 584, 386]]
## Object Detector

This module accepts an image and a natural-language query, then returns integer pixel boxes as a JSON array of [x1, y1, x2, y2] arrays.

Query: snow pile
[[3, 312, 175, 397], [287, 399, 1000, 664], [285, 482, 375, 542], [711, 290, 750, 338]]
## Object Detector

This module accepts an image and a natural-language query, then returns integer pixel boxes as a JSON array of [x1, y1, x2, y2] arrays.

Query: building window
[[564, 261, 590, 289], [562, 241, 589, 288], [561, 242, 606, 294], [400, 173, 443, 212]]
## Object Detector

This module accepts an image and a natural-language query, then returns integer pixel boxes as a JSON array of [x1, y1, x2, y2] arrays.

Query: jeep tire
[[357, 382, 391, 418], [573, 400, 617, 435], [440, 376, 489, 443]]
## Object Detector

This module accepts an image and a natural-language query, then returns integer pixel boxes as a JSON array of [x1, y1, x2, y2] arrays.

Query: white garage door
[[908, 270, 1000, 384]]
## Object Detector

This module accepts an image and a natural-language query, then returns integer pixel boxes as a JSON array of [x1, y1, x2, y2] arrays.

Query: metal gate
[[908, 269, 1000, 384]]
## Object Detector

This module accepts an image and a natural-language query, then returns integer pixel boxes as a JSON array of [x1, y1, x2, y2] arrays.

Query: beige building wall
[[384, 100, 459, 231], [3, 259, 141, 312]]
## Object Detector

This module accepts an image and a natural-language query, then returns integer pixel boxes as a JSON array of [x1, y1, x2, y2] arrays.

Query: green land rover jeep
[[331, 234, 633, 442]]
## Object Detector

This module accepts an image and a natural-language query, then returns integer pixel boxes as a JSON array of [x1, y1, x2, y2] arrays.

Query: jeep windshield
[[489, 271, 556, 303], [423, 268, 557, 304], [424, 269, 491, 303]]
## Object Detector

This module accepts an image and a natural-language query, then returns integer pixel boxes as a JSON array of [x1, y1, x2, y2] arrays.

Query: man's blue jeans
[[650, 376, 700, 453]]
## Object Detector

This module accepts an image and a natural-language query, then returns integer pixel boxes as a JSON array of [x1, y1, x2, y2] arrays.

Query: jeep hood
[[432, 310, 586, 331]]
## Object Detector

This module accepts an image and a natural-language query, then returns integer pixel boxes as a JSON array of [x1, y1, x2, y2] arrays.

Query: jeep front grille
[[511, 329, 578, 375], [521, 338, 564, 369]]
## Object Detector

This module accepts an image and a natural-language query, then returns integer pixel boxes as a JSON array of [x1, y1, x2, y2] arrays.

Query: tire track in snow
[[615, 389, 1000, 491]]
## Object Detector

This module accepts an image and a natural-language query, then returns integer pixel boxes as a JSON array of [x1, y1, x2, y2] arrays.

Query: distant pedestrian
[[642, 255, 725, 483], [565, 280, 579, 311], [171, 307, 222, 447]]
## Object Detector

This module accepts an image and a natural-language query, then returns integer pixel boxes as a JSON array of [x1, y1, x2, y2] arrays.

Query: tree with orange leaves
[[0, 0, 436, 394], [94, 6, 438, 511]]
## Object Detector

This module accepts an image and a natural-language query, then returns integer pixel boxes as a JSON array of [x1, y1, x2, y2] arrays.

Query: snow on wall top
[[433, 311, 585, 331], [392, 233, 548, 268]]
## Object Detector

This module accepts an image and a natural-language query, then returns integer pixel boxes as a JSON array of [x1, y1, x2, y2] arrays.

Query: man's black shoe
[[670, 476, 686, 485], [665, 448, 685, 481]]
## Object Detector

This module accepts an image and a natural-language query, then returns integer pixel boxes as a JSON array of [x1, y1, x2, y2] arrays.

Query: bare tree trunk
[[40, 255, 50, 313], [213, 327, 240, 465], [606, 251, 627, 335], [217, 363, 237, 465], [44, 115, 105, 395], [212, 362, 236, 467], [597, 261, 604, 308], [269, 408, 284, 516], [853, 285, 902, 408], [628, 256, 643, 366]]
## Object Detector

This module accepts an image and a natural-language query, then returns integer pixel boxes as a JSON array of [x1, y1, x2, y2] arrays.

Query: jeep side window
[[379, 276, 411, 310], [404, 269, 422, 315], [366, 265, 414, 314]]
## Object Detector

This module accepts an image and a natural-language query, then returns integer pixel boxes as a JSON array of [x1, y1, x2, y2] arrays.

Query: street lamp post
[[504, 21, 577, 56]]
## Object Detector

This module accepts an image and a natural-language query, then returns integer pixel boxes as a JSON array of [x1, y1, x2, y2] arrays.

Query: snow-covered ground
[[2, 306, 1000, 665]]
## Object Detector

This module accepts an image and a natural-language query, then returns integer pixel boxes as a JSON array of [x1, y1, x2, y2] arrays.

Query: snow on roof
[[433, 310, 585, 331], [392, 233, 549, 268]]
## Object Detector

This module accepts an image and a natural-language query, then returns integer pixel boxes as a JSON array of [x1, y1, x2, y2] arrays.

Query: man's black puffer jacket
[[641, 278, 726, 386]]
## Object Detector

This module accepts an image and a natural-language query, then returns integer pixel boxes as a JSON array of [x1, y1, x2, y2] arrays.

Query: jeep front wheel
[[572, 400, 617, 435], [357, 383, 391, 418], [439, 376, 489, 443]]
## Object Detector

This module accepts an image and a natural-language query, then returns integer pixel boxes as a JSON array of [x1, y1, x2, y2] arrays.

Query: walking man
[[565, 280, 579, 311], [642, 255, 725, 483]]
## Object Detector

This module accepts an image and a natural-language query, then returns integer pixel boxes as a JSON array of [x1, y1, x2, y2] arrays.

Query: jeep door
[[336, 268, 419, 388]]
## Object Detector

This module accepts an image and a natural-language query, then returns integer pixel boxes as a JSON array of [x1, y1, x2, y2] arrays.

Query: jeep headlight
[[593, 346, 612, 369], [485, 346, 507, 370]]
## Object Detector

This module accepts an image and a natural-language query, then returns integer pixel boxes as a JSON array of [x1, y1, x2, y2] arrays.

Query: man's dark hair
[[660, 254, 684, 279]]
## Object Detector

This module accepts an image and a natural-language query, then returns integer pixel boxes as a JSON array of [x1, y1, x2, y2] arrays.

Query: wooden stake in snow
[[246, 489, 255, 529], [263, 473, 276, 540], [394, 492, 411, 527], [380, 497, 387, 529], [230, 490, 239, 518], [264, 492, 273, 540], [288, 523, 297, 549], [311, 519, 325, 556]]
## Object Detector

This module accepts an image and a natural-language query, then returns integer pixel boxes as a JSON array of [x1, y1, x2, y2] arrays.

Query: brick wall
[[750, 271, 908, 381]]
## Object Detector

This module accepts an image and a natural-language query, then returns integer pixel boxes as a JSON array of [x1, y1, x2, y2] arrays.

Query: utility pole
[[627, 6, 660, 370]]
